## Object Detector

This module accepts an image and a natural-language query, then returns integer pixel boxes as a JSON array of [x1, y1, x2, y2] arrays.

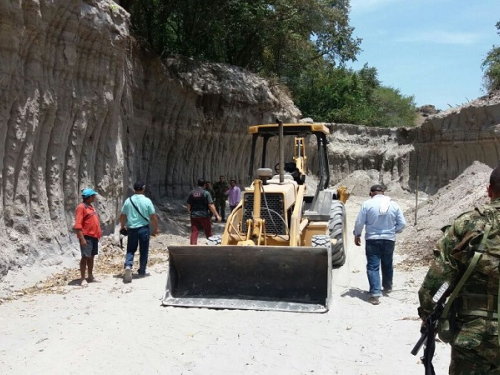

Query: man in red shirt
[[74, 188, 102, 287]]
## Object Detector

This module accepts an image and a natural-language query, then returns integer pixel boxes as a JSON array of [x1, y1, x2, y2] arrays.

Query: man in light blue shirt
[[353, 184, 406, 305], [120, 180, 159, 282]]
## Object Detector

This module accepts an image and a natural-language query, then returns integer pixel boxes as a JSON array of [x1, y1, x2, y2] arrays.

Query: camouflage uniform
[[418, 198, 500, 374], [213, 179, 229, 221], [205, 186, 215, 201]]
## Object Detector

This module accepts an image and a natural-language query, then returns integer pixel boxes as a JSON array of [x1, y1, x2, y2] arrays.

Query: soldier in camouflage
[[213, 175, 229, 222], [418, 165, 500, 374]]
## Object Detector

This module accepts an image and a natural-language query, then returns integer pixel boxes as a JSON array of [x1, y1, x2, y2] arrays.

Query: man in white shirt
[[353, 184, 406, 305]]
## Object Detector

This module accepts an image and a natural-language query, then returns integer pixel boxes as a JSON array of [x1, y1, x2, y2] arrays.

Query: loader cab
[[247, 123, 330, 191]]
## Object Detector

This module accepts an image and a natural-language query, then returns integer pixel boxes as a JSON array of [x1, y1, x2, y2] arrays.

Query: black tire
[[329, 200, 346, 267], [335, 252, 346, 267], [206, 235, 222, 246], [331, 248, 343, 263]]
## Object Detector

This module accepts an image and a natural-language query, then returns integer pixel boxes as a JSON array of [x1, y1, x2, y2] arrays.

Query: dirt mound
[[335, 169, 414, 200], [399, 161, 492, 265]]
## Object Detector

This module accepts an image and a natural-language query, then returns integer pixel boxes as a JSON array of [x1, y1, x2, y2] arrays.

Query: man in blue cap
[[74, 188, 102, 287]]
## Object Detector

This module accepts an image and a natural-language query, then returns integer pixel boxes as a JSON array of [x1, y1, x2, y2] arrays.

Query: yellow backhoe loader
[[162, 122, 349, 313]]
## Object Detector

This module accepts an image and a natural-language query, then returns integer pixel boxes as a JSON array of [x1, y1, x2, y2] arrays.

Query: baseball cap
[[134, 180, 146, 190], [370, 184, 385, 192], [82, 188, 98, 198]]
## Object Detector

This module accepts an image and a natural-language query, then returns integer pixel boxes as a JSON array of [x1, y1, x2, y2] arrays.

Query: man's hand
[[153, 228, 160, 236], [79, 237, 87, 246], [216, 215, 222, 222], [354, 236, 361, 246]]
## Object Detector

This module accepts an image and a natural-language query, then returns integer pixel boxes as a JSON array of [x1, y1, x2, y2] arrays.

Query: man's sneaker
[[383, 288, 392, 294], [368, 296, 380, 305], [124, 267, 132, 283]]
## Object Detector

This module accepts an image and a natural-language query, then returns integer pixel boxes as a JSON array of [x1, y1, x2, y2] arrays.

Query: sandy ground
[[0, 194, 452, 375]]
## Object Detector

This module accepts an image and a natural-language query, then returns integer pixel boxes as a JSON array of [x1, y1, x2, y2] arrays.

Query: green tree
[[127, 0, 360, 73], [123, 0, 416, 127], [482, 21, 500, 92], [293, 63, 416, 127]]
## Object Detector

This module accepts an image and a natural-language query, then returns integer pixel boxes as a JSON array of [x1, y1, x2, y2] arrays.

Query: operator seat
[[284, 162, 305, 185]]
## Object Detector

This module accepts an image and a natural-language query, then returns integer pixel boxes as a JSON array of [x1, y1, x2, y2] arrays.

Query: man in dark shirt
[[187, 178, 221, 245]]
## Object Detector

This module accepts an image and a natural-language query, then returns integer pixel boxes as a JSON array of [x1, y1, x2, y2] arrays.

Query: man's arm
[[418, 224, 461, 319], [353, 206, 366, 246], [74, 205, 86, 246], [75, 229, 86, 246], [187, 203, 191, 214], [395, 205, 406, 233], [150, 214, 159, 236], [120, 213, 127, 230], [209, 203, 221, 222]]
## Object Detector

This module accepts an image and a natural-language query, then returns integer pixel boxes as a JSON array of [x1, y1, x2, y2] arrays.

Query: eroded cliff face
[[1, 0, 500, 282], [0, 0, 299, 279], [324, 94, 500, 196]]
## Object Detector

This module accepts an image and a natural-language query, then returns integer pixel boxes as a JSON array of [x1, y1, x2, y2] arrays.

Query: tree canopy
[[482, 21, 500, 93], [119, 0, 417, 127]]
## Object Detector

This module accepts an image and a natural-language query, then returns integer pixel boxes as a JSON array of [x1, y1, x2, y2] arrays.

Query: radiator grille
[[242, 193, 286, 234]]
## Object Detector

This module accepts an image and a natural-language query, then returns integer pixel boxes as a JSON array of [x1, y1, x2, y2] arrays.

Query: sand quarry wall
[[1, 0, 500, 280]]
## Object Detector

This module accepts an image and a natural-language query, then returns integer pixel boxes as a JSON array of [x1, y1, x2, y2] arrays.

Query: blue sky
[[348, 0, 500, 110]]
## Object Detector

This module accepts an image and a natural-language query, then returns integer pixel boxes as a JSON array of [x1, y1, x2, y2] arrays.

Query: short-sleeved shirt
[[74, 203, 102, 239], [121, 194, 156, 228], [187, 187, 213, 218]]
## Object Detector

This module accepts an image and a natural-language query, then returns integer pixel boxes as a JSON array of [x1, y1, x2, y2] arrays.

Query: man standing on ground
[[226, 179, 241, 212], [353, 184, 406, 305], [418, 165, 500, 373], [74, 188, 102, 287], [188, 178, 221, 245], [213, 175, 229, 222], [120, 180, 159, 283], [204, 180, 216, 200]]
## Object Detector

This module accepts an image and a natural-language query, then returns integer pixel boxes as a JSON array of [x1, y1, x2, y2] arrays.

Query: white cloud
[[395, 31, 481, 45]]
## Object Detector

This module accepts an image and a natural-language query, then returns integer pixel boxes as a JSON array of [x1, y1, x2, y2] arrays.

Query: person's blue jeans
[[124, 225, 150, 274], [365, 239, 395, 297]]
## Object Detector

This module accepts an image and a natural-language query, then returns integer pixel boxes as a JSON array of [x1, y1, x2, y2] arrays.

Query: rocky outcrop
[[0, 0, 299, 280]]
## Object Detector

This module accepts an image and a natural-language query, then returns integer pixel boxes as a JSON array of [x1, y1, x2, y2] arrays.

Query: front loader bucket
[[162, 245, 332, 313]]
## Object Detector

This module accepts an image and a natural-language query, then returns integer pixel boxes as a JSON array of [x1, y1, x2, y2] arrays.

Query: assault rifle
[[411, 281, 450, 375]]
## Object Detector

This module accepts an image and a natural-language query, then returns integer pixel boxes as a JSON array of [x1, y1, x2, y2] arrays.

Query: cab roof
[[248, 123, 329, 136]]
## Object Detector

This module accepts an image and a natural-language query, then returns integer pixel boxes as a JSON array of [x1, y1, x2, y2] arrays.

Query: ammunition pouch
[[438, 302, 456, 343], [439, 294, 499, 343], [437, 318, 454, 343], [457, 294, 498, 320]]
